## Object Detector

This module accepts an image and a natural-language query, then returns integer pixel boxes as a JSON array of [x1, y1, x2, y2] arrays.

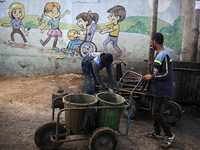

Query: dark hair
[[102, 53, 113, 64], [152, 33, 164, 44], [76, 11, 99, 26], [107, 5, 126, 23]]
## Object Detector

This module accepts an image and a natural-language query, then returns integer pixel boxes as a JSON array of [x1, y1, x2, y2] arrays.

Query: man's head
[[151, 33, 164, 50], [102, 53, 113, 66]]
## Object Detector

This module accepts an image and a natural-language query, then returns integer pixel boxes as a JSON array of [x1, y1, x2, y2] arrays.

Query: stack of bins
[[62, 93, 98, 134]]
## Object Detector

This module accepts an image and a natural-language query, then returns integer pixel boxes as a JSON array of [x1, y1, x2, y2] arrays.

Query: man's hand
[[143, 74, 152, 85], [107, 88, 114, 93]]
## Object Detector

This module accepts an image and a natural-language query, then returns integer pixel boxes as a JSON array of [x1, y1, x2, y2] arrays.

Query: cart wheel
[[162, 101, 182, 124], [34, 121, 67, 150], [88, 127, 118, 150], [122, 99, 138, 119]]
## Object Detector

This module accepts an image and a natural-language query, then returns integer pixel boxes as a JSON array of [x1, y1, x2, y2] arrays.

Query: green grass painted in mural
[[0, 15, 183, 55], [120, 16, 183, 55]]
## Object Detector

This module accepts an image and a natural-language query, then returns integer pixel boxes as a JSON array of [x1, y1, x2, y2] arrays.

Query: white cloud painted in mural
[[1, 9, 9, 17], [148, 0, 172, 12], [71, 0, 100, 3]]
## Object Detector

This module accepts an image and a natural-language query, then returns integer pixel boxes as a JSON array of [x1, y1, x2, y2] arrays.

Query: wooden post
[[147, 0, 159, 74]]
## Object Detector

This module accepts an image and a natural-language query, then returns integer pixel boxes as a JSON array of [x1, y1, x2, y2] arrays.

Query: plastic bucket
[[96, 92, 125, 130], [63, 93, 98, 134]]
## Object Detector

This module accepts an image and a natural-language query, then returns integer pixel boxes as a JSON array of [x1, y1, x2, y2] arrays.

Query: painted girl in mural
[[61, 11, 99, 56], [98, 5, 126, 56], [1, 2, 31, 46], [38, 2, 70, 51]]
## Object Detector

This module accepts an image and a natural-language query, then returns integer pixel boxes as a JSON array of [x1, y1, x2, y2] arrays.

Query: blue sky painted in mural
[[70, 0, 101, 3], [0, 0, 181, 25]]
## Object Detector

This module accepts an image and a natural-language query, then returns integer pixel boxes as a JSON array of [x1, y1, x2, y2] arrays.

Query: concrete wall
[[181, 0, 197, 62], [0, 0, 193, 76]]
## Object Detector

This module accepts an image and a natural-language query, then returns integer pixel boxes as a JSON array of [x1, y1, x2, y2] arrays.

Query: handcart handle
[[116, 70, 143, 93], [95, 85, 146, 95]]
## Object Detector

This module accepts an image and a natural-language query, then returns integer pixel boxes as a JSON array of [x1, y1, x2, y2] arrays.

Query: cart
[[34, 71, 143, 150], [112, 61, 182, 124]]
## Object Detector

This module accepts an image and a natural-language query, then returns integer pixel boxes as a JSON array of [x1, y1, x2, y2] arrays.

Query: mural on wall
[[38, 2, 70, 51], [97, 5, 126, 56], [0, 0, 182, 59], [1, 2, 31, 46], [61, 10, 99, 57], [0, 0, 6, 4], [121, 16, 183, 55]]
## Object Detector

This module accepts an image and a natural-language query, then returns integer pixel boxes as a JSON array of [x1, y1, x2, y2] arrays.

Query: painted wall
[[0, 0, 183, 76]]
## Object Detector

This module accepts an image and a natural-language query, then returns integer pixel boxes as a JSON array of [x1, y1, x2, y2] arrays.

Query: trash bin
[[52, 89, 68, 109], [96, 92, 125, 130], [63, 93, 98, 134]]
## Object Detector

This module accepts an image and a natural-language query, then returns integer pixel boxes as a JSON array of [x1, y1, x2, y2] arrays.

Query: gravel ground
[[0, 74, 199, 150]]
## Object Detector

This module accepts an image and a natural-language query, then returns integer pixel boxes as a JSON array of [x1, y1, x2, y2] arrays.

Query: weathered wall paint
[[0, 0, 182, 76]]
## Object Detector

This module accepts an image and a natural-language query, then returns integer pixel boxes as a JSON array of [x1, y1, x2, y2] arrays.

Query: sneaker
[[145, 132, 163, 139], [61, 48, 73, 54], [40, 39, 44, 46], [8, 40, 16, 44], [61, 48, 73, 56], [161, 134, 175, 149], [65, 49, 73, 54], [24, 42, 31, 46], [52, 47, 59, 51], [117, 52, 122, 56]]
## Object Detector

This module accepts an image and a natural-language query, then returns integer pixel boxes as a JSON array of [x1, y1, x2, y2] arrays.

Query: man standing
[[143, 33, 175, 149], [81, 52, 115, 95]]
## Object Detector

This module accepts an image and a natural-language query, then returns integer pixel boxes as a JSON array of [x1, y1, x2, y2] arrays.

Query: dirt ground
[[0, 74, 200, 150]]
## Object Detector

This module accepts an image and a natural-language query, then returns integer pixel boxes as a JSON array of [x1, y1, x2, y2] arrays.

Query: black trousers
[[152, 97, 172, 136]]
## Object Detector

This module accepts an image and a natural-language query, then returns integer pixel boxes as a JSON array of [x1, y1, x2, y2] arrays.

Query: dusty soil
[[0, 74, 200, 150]]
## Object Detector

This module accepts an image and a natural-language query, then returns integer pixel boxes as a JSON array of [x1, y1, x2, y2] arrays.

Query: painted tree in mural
[[38, 2, 70, 51], [1, 2, 31, 46], [160, 17, 183, 55], [126, 21, 149, 35], [24, 21, 37, 29], [98, 5, 126, 57]]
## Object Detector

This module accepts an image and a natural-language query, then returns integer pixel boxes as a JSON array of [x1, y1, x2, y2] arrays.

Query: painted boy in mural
[[98, 5, 126, 56], [61, 11, 99, 57], [38, 2, 70, 51], [1, 2, 31, 46]]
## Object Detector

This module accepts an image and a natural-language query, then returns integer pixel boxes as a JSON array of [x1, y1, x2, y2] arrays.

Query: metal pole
[[147, 0, 159, 74]]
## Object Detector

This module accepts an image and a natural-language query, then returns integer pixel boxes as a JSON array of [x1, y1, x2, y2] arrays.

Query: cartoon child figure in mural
[[1, 2, 31, 46], [38, 2, 70, 51], [61, 11, 99, 57], [98, 5, 126, 56]]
